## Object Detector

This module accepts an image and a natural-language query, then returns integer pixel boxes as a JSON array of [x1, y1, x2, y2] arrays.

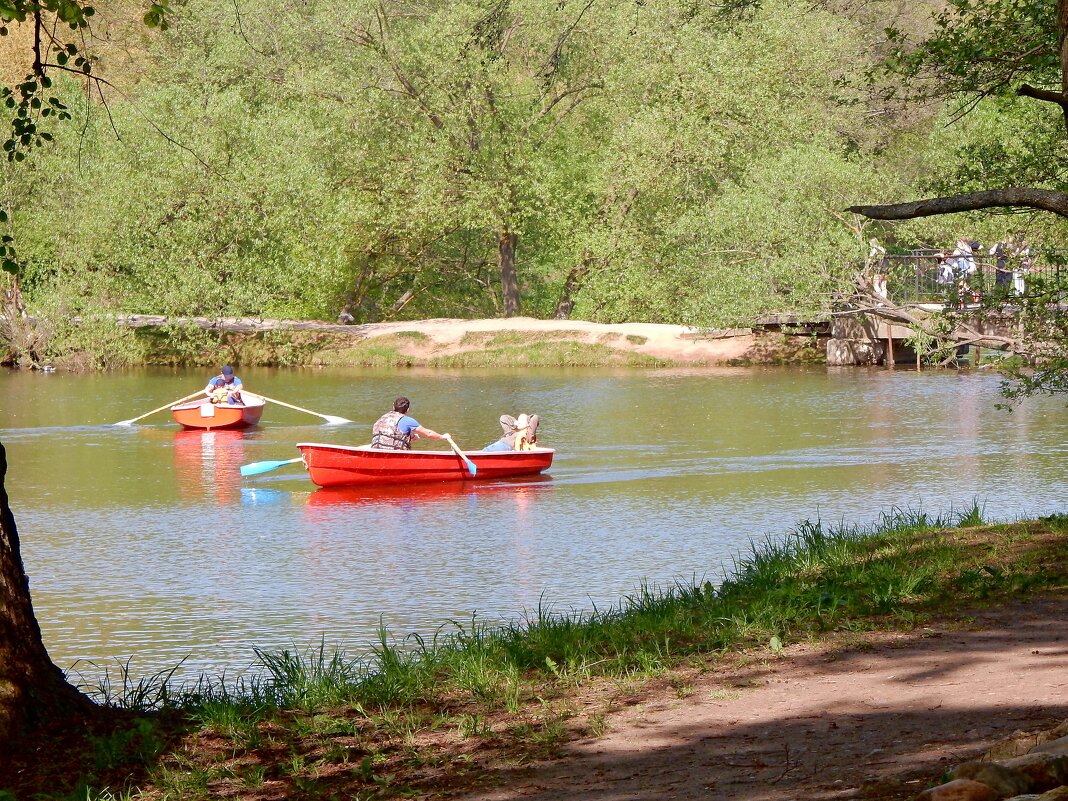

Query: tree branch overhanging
[[847, 188, 1068, 221], [1017, 83, 1068, 107]]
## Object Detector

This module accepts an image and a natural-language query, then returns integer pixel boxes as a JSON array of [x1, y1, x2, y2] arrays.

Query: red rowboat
[[171, 397, 265, 430], [295, 442, 555, 488]]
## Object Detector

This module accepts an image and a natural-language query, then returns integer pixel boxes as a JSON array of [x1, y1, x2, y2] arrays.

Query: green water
[[1, 365, 1066, 683]]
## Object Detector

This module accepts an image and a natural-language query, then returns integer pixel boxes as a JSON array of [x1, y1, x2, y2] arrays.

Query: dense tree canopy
[[7, 0, 1041, 357], [3, 0, 1068, 362], [849, 0, 1068, 219]]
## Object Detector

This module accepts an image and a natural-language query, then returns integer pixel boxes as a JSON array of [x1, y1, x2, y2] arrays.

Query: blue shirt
[[397, 415, 420, 435], [204, 375, 243, 394]]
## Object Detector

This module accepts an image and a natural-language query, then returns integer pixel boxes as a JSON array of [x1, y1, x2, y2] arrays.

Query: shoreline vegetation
[[5, 505, 1066, 800], [2, 316, 828, 371]]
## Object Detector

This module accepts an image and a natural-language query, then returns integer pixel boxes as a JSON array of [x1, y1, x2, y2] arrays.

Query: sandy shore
[[338, 316, 765, 364]]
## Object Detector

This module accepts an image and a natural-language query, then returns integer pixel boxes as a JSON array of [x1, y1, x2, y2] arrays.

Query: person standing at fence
[[951, 238, 977, 280], [873, 272, 888, 301], [949, 239, 979, 306], [1010, 234, 1034, 296], [866, 238, 889, 302], [990, 240, 1012, 290], [936, 251, 955, 285]]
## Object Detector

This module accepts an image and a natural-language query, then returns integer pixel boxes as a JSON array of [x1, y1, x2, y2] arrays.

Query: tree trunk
[[553, 252, 591, 320], [499, 230, 520, 318], [0, 440, 91, 743], [1060, 0, 1068, 133]]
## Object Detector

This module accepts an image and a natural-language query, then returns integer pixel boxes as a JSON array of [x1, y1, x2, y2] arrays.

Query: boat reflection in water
[[173, 429, 248, 505], [305, 474, 554, 508]]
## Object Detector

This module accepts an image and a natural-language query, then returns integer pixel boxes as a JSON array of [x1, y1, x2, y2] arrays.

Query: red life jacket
[[371, 411, 412, 450]]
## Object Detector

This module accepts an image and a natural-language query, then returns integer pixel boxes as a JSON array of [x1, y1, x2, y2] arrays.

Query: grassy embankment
[[131, 329, 672, 369], [311, 330, 669, 368], [19, 320, 829, 369], [6, 507, 1066, 800]]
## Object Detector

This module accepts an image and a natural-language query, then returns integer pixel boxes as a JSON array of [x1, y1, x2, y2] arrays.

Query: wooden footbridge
[[825, 251, 1059, 366]]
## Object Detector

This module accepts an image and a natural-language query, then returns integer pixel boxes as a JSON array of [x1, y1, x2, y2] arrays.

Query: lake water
[[2, 366, 1066, 684]]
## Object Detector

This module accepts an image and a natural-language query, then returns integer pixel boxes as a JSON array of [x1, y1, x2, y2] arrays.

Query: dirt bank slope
[[326, 317, 802, 365], [454, 594, 1068, 801]]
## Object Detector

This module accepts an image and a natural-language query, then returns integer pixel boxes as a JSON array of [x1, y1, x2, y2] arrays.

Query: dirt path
[[456, 594, 1068, 801]]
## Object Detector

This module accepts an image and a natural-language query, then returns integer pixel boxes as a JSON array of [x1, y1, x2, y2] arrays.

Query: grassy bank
[[32, 327, 676, 370], [5, 507, 1066, 800], [6, 320, 833, 370]]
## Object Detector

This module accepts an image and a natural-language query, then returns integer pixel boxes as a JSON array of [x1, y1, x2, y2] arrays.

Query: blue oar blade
[[240, 458, 301, 477], [444, 436, 476, 476]]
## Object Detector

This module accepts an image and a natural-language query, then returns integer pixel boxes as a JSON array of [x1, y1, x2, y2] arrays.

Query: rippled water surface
[[2, 365, 1066, 682]]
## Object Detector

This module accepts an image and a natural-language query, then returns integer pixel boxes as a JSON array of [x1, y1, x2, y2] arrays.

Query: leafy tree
[[0, 0, 169, 747], [319, 0, 613, 318], [847, 0, 1068, 399], [7, 0, 973, 334], [848, 0, 1068, 219], [569, 0, 887, 324]]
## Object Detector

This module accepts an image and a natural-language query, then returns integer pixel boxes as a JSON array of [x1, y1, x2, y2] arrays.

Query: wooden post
[[885, 321, 895, 367]]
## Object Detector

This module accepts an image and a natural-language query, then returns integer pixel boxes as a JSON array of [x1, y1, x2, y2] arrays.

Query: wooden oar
[[445, 434, 477, 476], [240, 457, 304, 477], [113, 390, 204, 426], [243, 393, 352, 425]]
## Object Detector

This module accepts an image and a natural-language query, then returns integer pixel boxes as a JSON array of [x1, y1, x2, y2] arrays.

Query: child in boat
[[208, 379, 230, 404], [203, 364, 244, 401], [483, 413, 540, 451], [208, 378, 243, 405]]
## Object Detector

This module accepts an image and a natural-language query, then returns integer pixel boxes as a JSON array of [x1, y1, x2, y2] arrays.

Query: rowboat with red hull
[[295, 442, 555, 488], [171, 397, 265, 430]]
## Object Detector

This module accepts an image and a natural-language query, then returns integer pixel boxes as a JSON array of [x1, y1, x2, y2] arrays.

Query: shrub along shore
[[4, 506, 1066, 800]]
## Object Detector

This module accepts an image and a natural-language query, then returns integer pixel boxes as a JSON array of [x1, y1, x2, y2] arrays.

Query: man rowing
[[370, 396, 449, 450], [203, 364, 244, 404]]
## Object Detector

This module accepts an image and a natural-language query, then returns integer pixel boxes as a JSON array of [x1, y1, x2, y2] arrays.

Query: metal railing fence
[[870, 249, 1067, 305]]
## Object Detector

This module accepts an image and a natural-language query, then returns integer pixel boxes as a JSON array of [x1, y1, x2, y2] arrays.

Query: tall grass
[[428, 342, 669, 368]]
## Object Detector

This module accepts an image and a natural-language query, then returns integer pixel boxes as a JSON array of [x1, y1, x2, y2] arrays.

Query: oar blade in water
[[240, 457, 303, 477], [445, 435, 477, 476]]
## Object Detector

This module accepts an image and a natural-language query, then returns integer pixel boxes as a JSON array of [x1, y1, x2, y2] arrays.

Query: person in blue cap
[[203, 365, 244, 403]]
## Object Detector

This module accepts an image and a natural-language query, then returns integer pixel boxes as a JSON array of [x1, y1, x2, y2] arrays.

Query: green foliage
[[0, 0, 931, 337], [11, 0, 1068, 357], [880, 0, 1058, 104], [998, 265, 1068, 399]]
